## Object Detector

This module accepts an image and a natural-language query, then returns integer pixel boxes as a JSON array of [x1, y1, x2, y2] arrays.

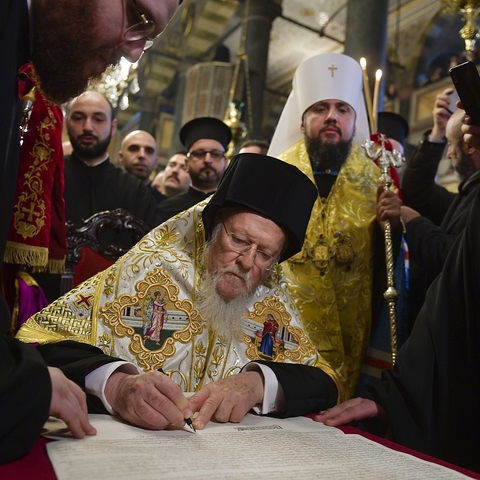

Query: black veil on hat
[[179, 117, 233, 151], [202, 153, 317, 263], [377, 112, 409, 146]]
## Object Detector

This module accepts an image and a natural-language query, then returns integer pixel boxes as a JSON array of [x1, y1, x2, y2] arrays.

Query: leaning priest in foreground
[[17, 153, 343, 431]]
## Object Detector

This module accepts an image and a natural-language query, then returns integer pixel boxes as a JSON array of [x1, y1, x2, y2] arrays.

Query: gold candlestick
[[360, 57, 375, 132], [372, 69, 382, 132]]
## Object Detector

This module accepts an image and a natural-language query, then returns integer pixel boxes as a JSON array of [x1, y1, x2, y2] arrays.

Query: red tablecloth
[[1, 427, 479, 479]]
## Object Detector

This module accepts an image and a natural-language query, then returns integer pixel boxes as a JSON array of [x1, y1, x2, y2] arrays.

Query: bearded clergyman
[[17, 153, 343, 431], [268, 53, 402, 399]]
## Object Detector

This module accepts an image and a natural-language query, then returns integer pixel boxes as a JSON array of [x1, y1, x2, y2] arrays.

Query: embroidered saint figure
[[143, 291, 167, 345]]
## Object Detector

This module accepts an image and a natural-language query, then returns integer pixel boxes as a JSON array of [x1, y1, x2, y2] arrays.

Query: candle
[[360, 57, 374, 133], [372, 69, 383, 132]]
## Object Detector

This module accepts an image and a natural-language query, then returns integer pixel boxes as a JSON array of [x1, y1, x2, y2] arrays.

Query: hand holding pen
[[104, 369, 196, 432], [159, 368, 196, 433]]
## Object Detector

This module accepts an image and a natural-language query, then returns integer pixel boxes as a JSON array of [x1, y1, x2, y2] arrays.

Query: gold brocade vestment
[[17, 202, 342, 398], [279, 140, 380, 397]]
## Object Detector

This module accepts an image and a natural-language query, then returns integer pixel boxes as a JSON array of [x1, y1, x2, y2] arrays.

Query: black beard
[[68, 133, 113, 160], [191, 167, 223, 189], [454, 144, 476, 181], [305, 136, 353, 172]]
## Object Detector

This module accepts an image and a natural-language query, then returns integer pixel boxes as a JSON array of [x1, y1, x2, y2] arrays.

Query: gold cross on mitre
[[328, 64, 338, 77]]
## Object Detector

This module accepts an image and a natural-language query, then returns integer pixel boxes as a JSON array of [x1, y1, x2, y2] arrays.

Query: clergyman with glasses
[[0, 0, 183, 462], [156, 117, 232, 224], [18, 153, 343, 432]]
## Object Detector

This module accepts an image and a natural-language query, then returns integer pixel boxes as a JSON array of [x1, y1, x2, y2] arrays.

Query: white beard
[[196, 270, 254, 340]]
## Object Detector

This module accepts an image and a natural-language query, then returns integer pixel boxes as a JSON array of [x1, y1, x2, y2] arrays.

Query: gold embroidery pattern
[[28, 303, 92, 337], [122, 225, 194, 284], [12, 109, 58, 239], [98, 332, 112, 355], [244, 296, 316, 362], [100, 268, 198, 371], [194, 341, 207, 385], [103, 267, 117, 297], [208, 334, 228, 381], [280, 139, 379, 397]]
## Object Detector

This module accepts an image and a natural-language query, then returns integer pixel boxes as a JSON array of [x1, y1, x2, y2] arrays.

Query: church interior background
[[78, 0, 478, 192]]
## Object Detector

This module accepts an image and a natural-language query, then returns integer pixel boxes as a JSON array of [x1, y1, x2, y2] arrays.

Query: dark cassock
[[0, 335, 51, 464], [0, 0, 30, 316], [64, 152, 159, 230], [402, 131, 480, 325], [0, 0, 54, 464], [362, 186, 480, 473], [155, 186, 213, 224], [150, 185, 167, 204], [155, 117, 232, 225]]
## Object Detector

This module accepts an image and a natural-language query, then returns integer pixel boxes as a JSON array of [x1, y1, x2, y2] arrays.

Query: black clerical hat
[[202, 153, 317, 263], [377, 112, 409, 146], [179, 117, 233, 151]]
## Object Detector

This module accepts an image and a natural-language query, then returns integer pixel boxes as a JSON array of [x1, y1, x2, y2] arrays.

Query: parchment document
[[44, 414, 470, 480]]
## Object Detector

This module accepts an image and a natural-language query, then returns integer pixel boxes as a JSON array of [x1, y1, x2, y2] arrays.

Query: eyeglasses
[[124, 0, 156, 49], [124, 0, 184, 52], [187, 149, 226, 161], [222, 222, 278, 271]]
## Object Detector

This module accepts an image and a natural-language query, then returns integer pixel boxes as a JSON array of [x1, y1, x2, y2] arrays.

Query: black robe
[[64, 153, 160, 230], [0, 1, 53, 465], [402, 131, 480, 325], [0, 336, 51, 464], [364, 186, 480, 473], [402, 132, 453, 226], [155, 186, 213, 225], [0, 0, 30, 321], [150, 185, 167, 204], [0, 0, 30, 263], [406, 171, 480, 279]]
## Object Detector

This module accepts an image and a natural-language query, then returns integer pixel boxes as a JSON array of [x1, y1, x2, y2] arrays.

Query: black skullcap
[[377, 112, 410, 146], [179, 117, 233, 151], [202, 153, 317, 263]]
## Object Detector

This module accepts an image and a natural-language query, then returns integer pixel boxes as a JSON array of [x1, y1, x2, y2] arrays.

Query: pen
[[158, 368, 196, 433], [184, 417, 197, 433]]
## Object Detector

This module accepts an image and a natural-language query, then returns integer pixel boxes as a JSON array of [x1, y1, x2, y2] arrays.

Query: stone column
[[242, 0, 282, 138], [344, 0, 389, 114]]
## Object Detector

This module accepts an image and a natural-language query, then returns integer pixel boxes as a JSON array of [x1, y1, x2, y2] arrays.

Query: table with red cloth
[[1, 426, 478, 479]]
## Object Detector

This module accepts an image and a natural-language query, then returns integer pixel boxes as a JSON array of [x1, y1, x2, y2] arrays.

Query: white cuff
[[85, 361, 142, 414], [427, 134, 446, 144], [242, 363, 285, 414]]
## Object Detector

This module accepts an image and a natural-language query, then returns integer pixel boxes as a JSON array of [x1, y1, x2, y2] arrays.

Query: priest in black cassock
[[64, 91, 160, 231], [315, 184, 480, 473], [156, 117, 232, 224], [0, 0, 181, 464]]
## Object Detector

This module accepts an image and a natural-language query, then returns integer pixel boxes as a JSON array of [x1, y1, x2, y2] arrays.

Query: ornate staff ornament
[[363, 134, 405, 365]]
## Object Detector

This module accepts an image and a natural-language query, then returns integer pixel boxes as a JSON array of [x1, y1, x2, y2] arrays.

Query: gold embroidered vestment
[[17, 202, 342, 398], [279, 140, 380, 397]]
